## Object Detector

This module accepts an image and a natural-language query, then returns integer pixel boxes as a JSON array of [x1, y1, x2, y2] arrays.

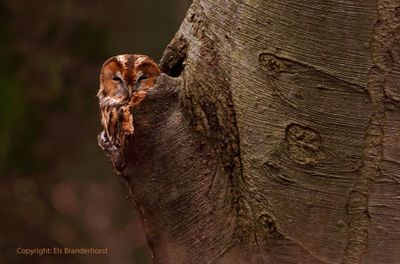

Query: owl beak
[[126, 86, 133, 98]]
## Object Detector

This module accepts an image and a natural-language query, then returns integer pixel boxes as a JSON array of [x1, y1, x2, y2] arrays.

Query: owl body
[[98, 54, 160, 149]]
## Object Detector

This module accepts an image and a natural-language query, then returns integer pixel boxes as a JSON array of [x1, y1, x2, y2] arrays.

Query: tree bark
[[98, 1, 400, 263]]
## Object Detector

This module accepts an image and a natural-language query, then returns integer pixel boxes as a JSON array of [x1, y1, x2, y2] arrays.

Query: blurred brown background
[[0, 1, 190, 263]]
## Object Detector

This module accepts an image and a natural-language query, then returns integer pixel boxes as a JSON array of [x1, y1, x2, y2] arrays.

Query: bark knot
[[285, 123, 328, 166]]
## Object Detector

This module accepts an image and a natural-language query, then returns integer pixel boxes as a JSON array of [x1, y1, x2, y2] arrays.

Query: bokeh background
[[0, 1, 191, 263]]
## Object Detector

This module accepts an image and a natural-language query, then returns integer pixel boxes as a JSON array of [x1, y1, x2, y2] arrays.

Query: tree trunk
[[98, 1, 400, 263]]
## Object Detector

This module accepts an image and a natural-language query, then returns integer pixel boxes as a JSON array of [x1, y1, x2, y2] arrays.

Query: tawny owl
[[97, 54, 161, 150]]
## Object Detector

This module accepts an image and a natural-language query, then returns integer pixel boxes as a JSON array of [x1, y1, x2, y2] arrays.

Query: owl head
[[98, 54, 161, 106]]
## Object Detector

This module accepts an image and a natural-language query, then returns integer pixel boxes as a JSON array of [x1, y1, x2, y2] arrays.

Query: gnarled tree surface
[[98, 0, 400, 263]]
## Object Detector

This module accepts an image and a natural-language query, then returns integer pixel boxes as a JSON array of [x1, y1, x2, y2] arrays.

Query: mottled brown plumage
[[98, 54, 160, 149]]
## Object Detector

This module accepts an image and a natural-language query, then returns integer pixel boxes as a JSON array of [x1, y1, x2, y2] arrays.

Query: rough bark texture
[[99, 0, 400, 263]]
